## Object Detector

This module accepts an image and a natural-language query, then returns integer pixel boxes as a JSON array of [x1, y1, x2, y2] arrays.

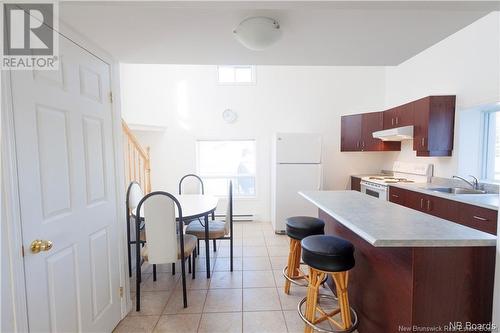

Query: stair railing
[[122, 119, 151, 193]]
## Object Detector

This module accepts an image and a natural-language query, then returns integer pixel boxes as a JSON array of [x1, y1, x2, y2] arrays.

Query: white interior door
[[10, 35, 121, 332]]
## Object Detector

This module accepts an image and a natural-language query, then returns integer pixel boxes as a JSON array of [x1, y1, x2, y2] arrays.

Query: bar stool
[[283, 216, 325, 294], [298, 235, 358, 333]]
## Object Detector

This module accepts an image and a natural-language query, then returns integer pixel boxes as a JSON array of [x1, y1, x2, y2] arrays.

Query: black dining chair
[[135, 191, 197, 310], [185, 181, 234, 271], [126, 181, 156, 280], [178, 174, 217, 253], [178, 173, 205, 195]]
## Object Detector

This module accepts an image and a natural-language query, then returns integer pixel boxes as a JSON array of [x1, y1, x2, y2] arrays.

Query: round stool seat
[[285, 216, 325, 240], [301, 235, 355, 272]]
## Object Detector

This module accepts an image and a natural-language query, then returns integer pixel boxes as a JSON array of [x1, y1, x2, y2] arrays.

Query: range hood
[[372, 125, 413, 141]]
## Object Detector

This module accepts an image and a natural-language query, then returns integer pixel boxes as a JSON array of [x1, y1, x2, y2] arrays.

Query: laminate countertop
[[299, 190, 497, 247], [389, 182, 499, 210]]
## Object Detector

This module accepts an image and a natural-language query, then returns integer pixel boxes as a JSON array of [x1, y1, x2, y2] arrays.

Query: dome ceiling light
[[233, 16, 282, 51]]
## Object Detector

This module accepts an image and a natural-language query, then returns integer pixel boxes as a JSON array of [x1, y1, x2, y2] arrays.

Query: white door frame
[[1, 20, 130, 332]]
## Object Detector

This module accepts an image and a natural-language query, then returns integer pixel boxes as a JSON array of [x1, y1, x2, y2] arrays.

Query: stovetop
[[360, 162, 433, 187], [362, 176, 416, 185]]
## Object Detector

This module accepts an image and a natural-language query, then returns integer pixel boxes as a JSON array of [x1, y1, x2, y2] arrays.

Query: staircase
[[122, 119, 151, 193]]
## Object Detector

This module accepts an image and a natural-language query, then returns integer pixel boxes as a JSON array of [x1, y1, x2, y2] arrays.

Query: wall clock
[[222, 109, 238, 123]]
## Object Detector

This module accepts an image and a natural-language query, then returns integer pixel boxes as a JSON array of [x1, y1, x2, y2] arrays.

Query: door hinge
[[21, 245, 25, 257], [109, 92, 113, 103], [119, 286, 123, 298]]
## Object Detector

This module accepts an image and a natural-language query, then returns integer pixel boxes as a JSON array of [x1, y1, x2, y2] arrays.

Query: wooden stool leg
[[332, 272, 352, 330], [284, 238, 300, 294], [304, 268, 324, 333], [293, 243, 302, 277]]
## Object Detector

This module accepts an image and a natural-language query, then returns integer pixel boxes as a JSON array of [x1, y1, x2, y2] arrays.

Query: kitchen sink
[[422, 187, 487, 195]]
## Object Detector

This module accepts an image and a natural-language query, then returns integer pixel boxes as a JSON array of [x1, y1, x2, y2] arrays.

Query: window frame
[[216, 65, 256, 86], [481, 110, 500, 182], [196, 138, 258, 199]]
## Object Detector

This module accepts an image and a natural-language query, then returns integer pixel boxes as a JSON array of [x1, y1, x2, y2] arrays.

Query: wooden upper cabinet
[[383, 107, 398, 129], [362, 112, 384, 151], [413, 97, 430, 152], [383, 103, 414, 129], [413, 96, 456, 156], [397, 102, 414, 127], [340, 95, 454, 154], [341, 114, 362, 151], [341, 113, 400, 152], [362, 112, 400, 151]]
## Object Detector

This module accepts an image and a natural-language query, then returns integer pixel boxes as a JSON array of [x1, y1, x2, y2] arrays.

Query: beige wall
[[121, 65, 392, 220]]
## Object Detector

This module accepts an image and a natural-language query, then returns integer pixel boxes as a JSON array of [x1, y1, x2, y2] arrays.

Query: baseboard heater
[[215, 214, 254, 222]]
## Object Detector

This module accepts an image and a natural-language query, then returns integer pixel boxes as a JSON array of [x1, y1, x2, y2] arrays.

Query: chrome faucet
[[452, 175, 479, 190]]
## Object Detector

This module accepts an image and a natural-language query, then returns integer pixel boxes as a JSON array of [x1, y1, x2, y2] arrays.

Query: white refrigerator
[[271, 133, 323, 233]]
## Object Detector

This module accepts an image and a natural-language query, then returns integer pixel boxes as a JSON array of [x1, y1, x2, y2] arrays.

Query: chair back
[[179, 174, 205, 195], [126, 181, 144, 212], [224, 181, 233, 235], [135, 192, 185, 264]]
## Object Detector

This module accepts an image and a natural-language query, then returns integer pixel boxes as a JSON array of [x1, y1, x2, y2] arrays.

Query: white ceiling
[[60, 1, 499, 65]]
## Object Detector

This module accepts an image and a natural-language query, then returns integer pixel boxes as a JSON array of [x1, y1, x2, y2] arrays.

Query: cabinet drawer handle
[[473, 215, 489, 222], [392, 194, 399, 198]]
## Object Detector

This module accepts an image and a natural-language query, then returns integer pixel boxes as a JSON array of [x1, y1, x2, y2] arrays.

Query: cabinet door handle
[[427, 200, 431, 211], [420, 198, 424, 209], [391, 118, 394, 126], [395, 117, 399, 125], [356, 141, 360, 148], [421, 137, 425, 147], [473, 215, 489, 221]]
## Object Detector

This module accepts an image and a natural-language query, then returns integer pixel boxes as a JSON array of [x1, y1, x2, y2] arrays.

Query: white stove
[[360, 162, 433, 200]]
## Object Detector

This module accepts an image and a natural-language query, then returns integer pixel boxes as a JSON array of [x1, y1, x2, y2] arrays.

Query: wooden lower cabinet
[[389, 186, 497, 235], [388, 186, 407, 206], [351, 176, 361, 192], [457, 203, 498, 235], [320, 210, 496, 333]]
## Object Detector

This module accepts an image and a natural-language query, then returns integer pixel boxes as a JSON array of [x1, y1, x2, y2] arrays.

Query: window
[[217, 66, 255, 84], [197, 140, 256, 197], [483, 110, 500, 181]]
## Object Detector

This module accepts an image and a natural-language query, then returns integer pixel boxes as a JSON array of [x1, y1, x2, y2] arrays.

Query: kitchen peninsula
[[300, 190, 497, 333]]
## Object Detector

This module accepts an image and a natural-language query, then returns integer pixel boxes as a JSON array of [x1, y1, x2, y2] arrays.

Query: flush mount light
[[233, 16, 282, 51]]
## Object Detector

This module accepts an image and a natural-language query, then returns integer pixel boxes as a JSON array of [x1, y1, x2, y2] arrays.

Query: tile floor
[[114, 222, 355, 333]]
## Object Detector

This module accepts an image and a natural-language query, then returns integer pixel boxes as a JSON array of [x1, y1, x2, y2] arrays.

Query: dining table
[[175, 194, 219, 278]]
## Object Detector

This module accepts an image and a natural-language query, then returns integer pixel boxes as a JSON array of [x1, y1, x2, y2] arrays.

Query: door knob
[[30, 239, 53, 253]]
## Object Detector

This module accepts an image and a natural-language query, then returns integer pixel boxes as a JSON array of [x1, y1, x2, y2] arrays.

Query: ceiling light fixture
[[233, 16, 282, 51]]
